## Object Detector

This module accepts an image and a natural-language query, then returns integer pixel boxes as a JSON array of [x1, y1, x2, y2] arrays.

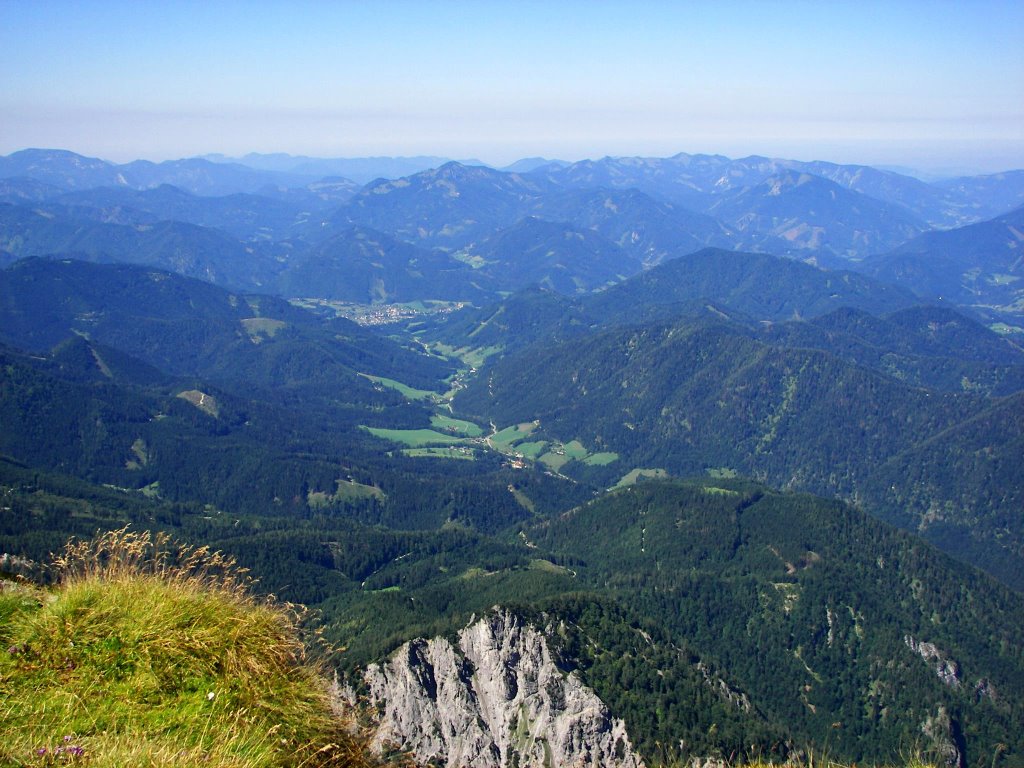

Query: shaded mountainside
[[332, 162, 549, 250], [459, 217, 636, 294], [857, 205, 1024, 324], [704, 170, 928, 260], [0, 176, 66, 204], [0, 203, 282, 291], [453, 316, 1024, 589], [421, 286, 595, 356], [0, 257, 453, 397], [0, 335, 586, 534], [762, 306, 1024, 396], [54, 184, 317, 241], [936, 171, 1024, 221], [523, 480, 1024, 765], [526, 186, 736, 265], [278, 225, 492, 303], [419, 247, 923, 362], [585, 247, 920, 323], [0, 340, 399, 511]]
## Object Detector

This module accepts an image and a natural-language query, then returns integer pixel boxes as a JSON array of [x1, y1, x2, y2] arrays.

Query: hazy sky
[[1, 0, 1022, 173]]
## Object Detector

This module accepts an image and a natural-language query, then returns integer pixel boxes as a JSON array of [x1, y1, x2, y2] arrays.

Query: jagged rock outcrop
[[905, 635, 961, 688], [362, 609, 645, 768], [920, 706, 965, 768]]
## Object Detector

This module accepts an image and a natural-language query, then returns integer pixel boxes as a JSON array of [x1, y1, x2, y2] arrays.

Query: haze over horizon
[[2, 0, 1022, 176]]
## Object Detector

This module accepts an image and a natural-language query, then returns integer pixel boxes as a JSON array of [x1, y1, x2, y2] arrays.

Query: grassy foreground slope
[[0, 528, 374, 768]]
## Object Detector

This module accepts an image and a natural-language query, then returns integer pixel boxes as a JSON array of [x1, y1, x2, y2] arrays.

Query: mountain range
[[2, 146, 1024, 766]]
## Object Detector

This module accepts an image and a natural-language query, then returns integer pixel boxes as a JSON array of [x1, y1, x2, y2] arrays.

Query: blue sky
[[1, 0, 1021, 173]]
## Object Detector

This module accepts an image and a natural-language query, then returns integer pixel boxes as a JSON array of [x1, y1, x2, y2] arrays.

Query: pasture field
[[428, 341, 502, 368], [513, 440, 549, 459], [539, 451, 572, 472], [362, 426, 471, 447], [583, 451, 619, 466], [402, 447, 477, 460], [613, 468, 668, 488], [430, 414, 485, 437], [489, 422, 538, 450], [359, 373, 439, 401]]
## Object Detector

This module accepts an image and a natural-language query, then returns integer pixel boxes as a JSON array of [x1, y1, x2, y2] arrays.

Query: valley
[[2, 148, 1024, 767]]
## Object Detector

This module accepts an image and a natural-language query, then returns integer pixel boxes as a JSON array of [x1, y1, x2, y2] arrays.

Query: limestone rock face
[[363, 609, 644, 768], [905, 635, 962, 688]]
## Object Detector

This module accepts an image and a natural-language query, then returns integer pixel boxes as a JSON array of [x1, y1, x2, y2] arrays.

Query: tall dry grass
[[0, 527, 376, 768]]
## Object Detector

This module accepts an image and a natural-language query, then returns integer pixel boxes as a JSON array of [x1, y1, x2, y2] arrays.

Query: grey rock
[[904, 635, 962, 688], [363, 609, 644, 768]]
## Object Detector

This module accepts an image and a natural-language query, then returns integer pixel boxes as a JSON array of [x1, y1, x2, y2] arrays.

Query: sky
[[1, 0, 1022, 174]]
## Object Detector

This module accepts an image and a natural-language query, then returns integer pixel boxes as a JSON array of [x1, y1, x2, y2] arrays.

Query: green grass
[[0, 528, 373, 768], [562, 440, 590, 460], [702, 485, 742, 496], [508, 486, 536, 513], [707, 467, 739, 479], [358, 373, 439, 401], [582, 451, 619, 466], [430, 414, 484, 437], [527, 559, 570, 575], [401, 447, 477, 460], [333, 478, 386, 502], [529, 438, 617, 471], [489, 423, 537, 451], [308, 479, 385, 507], [428, 342, 503, 368], [362, 426, 470, 448], [513, 441, 549, 459], [451, 251, 489, 270], [240, 317, 288, 342], [613, 468, 668, 488], [462, 345, 503, 368], [538, 451, 572, 472]]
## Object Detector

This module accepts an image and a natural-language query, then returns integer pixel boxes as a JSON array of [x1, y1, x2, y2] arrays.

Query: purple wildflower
[[35, 747, 47, 756]]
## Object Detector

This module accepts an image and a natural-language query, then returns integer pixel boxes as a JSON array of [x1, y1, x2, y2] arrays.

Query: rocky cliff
[[361, 609, 645, 768]]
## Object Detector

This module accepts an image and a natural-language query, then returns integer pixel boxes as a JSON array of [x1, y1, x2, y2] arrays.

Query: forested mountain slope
[[857, 205, 1024, 325], [453, 316, 1024, 589], [0, 257, 453, 400], [0, 203, 282, 290], [5, 464, 1021, 766]]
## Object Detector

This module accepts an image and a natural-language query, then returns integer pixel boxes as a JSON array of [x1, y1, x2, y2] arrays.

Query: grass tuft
[[0, 527, 376, 768]]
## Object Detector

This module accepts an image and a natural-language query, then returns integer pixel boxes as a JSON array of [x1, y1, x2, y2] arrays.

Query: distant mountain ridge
[[705, 170, 929, 259], [0, 202, 281, 290], [201, 152, 484, 185], [529, 152, 1024, 228], [0, 148, 321, 194]]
